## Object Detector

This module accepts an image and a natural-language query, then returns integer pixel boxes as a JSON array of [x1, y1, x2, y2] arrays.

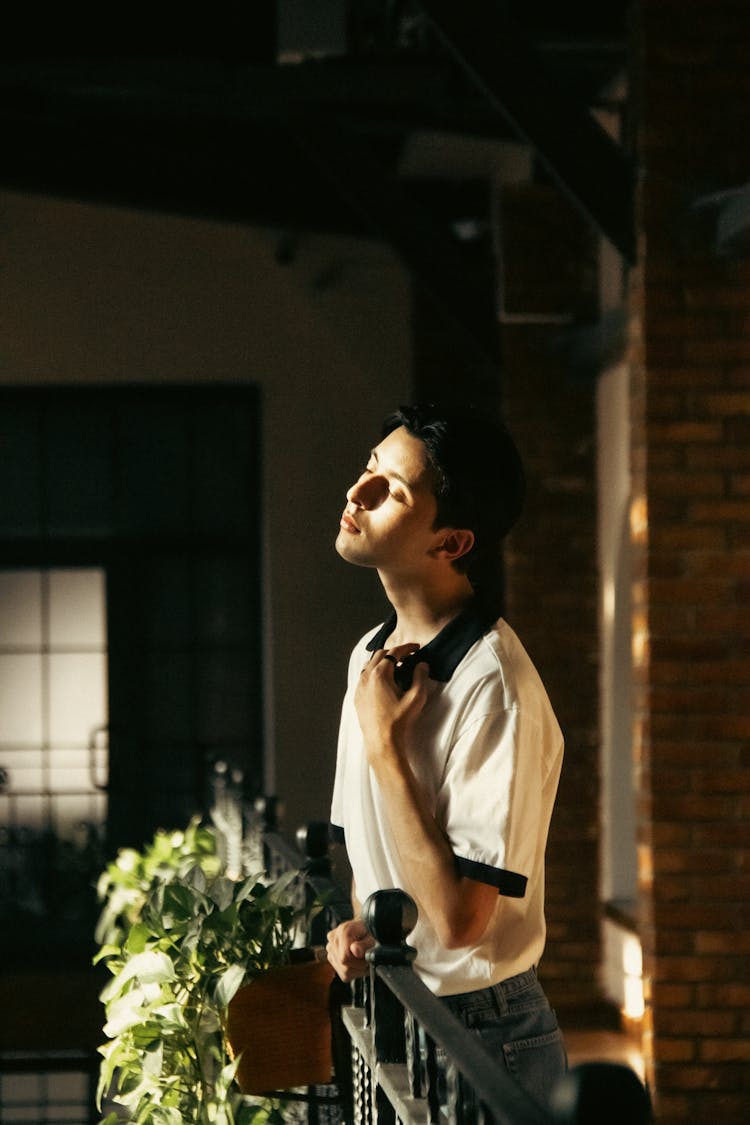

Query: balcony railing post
[[253, 810, 651, 1125], [363, 889, 417, 1064], [295, 821, 332, 877], [362, 889, 419, 1125], [296, 821, 334, 947]]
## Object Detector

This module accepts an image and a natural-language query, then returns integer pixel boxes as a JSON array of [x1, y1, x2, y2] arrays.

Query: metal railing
[[349, 889, 549, 1124], [264, 821, 652, 1125]]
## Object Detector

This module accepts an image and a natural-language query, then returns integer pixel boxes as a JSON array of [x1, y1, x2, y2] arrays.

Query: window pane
[[0, 1066, 91, 1125], [46, 1070, 89, 1117], [49, 569, 107, 648], [0, 571, 42, 647], [0, 748, 43, 794], [1, 1070, 40, 1103], [48, 748, 92, 793], [0, 655, 43, 743], [48, 654, 108, 744]]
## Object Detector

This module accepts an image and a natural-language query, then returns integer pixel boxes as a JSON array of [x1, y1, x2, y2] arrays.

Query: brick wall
[[413, 180, 602, 1013], [500, 184, 603, 1011], [631, 1, 750, 1119]]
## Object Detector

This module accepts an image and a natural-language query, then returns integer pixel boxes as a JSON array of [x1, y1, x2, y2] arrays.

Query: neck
[[378, 569, 475, 647]]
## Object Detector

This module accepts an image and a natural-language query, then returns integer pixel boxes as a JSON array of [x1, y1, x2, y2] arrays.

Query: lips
[[340, 511, 360, 533]]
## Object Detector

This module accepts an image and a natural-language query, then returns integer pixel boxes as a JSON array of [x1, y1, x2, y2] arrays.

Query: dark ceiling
[[0, 1, 633, 254]]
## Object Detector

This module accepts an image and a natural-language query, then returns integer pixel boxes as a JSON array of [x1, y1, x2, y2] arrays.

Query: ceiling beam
[[417, 0, 636, 263]]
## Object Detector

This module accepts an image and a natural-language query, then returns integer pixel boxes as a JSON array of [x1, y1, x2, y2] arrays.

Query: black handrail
[[372, 965, 549, 1123], [359, 888, 652, 1125], [359, 887, 550, 1124], [260, 822, 651, 1125]]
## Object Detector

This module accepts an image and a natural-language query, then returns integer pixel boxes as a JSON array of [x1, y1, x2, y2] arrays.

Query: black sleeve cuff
[[455, 855, 527, 898], [329, 822, 345, 845]]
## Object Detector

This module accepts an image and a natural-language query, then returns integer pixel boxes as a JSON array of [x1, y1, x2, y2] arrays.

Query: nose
[[347, 472, 386, 509]]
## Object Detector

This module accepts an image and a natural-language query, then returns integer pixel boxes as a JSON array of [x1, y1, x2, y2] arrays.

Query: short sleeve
[[329, 683, 354, 843], [329, 706, 347, 844], [329, 636, 373, 846], [436, 707, 543, 898]]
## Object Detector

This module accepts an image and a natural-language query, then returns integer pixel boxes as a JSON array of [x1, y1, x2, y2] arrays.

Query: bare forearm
[[355, 647, 497, 951], [371, 747, 496, 949]]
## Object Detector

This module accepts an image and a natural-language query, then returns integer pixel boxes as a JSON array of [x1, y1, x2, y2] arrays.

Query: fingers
[[349, 938, 375, 960], [326, 920, 374, 982], [361, 646, 430, 707], [367, 643, 421, 676], [380, 646, 430, 695], [383, 642, 421, 662], [410, 659, 430, 689]]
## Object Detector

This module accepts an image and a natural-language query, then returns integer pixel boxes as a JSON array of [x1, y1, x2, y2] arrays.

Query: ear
[[430, 528, 475, 563]]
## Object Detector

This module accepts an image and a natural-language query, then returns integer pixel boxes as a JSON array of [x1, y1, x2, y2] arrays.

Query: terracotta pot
[[226, 955, 336, 1094]]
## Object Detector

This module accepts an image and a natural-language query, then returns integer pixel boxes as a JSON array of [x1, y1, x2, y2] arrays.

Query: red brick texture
[[414, 181, 603, 1015], [631, 1, 750, 1119], [501, 185, 602, 1011]]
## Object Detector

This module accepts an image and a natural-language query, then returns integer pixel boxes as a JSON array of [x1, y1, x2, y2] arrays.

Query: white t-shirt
[[330, 606, 564, 997]]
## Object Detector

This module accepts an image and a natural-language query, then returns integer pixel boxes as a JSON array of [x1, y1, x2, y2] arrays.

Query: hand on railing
[[354, 888, 652, 1125], [253, 823, 652, 1123]]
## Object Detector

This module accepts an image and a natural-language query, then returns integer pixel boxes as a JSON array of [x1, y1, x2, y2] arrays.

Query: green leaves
[[213, 963, 247, 1009], [94, 820, 309, 1125], [94, 819, 223, 950], [102, 951, 177, 999]]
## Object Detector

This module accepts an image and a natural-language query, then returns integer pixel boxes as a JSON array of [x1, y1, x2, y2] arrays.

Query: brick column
[[501, 184, 602, 1011], [631, 2, 750, 1119]]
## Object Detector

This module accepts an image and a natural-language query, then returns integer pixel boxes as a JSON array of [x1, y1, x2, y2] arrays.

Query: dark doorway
[[0, 384, 262, 963]]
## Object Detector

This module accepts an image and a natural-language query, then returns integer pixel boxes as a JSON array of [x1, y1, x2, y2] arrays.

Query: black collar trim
[[365, 600, 497, 689]]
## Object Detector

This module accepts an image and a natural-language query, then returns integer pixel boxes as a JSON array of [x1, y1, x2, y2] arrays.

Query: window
[[0, 567, 108, 837], [0, 386, 262, 960], [0, 1060, 95, 1125], [0, 385, 262, 1124]]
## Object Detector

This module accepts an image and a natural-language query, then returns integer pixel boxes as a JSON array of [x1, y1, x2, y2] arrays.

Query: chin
[[335, 535, 372, 568], [335, 533, 355, 560]]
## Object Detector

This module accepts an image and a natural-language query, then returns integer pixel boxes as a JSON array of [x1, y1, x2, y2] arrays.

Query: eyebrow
[[369, 448, 418, 492]]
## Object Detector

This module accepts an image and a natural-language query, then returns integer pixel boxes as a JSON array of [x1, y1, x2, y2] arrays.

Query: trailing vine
[[94, 819, 305, 1124]]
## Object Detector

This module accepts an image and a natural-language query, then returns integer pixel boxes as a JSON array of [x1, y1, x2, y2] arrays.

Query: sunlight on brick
[[629, 494, 648, 544]]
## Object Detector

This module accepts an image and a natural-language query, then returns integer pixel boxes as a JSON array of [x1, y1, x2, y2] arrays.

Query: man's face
[[335, 426, 443, 574]]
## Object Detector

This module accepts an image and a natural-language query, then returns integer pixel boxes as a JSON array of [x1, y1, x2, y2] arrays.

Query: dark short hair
[[382, 403, 525, 590]]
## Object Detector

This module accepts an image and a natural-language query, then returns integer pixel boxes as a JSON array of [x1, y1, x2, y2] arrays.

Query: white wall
[[595, 220, 641, 1014], [0, 190, 411, 831], [596, 359, 637, 906]]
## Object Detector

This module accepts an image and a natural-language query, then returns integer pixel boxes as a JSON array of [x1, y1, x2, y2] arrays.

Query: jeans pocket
[[502, 1026, 568, 1109]]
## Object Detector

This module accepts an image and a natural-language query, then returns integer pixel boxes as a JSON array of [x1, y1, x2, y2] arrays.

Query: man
[[326, 404, 566, 1107]]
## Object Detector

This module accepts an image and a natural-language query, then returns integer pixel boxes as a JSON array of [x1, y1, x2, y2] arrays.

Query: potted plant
[[94, 819, 333, 1125]]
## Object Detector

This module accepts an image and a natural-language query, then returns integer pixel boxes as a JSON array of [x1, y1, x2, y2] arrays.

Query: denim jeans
[[441, 968, 568, 1112]]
